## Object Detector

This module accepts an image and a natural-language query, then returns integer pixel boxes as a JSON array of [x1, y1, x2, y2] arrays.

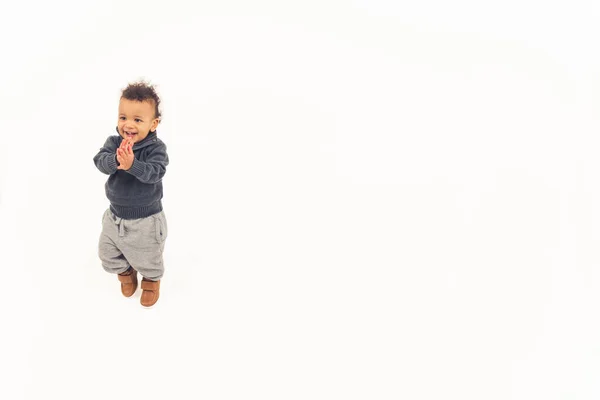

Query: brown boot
[[140, 278, 160, 307], [117, 267, 138, 297]]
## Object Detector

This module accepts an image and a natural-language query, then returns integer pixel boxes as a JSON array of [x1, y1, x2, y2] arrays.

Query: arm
[[93, 136, 120, 175], [125, 143, 169, 184]]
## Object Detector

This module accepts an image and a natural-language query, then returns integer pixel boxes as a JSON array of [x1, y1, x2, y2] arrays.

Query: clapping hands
[[116, 139, 135, 170]]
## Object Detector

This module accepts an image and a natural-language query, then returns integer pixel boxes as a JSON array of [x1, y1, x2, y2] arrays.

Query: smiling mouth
[[124, 131, 137, 138]]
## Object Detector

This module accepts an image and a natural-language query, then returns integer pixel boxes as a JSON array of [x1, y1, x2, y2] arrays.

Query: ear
[[150, 118, 160, 132]]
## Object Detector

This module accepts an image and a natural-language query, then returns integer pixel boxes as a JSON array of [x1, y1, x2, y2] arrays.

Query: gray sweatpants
[[98, 208, 168, 281]]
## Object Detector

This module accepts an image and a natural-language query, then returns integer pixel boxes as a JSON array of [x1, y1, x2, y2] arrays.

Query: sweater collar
[[134, 131, 158, 149]]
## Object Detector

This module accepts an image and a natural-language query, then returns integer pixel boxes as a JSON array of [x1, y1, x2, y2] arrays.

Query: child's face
[[117, 98, 160, 143]]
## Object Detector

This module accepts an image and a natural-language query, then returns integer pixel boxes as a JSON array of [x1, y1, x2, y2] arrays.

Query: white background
[[0, 1, 599, 399]]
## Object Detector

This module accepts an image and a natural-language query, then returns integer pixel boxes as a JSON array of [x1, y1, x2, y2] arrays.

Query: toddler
[[93, 81, 169, 307]]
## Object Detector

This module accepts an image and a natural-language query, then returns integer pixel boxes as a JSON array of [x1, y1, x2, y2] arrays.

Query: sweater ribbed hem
[[110, 200, 162, 219]]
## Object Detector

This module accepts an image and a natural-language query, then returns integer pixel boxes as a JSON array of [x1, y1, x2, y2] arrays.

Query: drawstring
[[113, 214, 125, 237]]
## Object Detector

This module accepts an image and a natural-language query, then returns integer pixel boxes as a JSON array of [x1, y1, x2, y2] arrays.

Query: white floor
[[1, 1, 600, 399]]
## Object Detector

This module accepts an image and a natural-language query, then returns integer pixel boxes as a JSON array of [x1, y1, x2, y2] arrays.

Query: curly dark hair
[[121, 81, 161, 119]]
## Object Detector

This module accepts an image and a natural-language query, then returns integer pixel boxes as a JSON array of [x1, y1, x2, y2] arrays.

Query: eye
[[135, 118, 142, 123], [119, 116, 126, 120]]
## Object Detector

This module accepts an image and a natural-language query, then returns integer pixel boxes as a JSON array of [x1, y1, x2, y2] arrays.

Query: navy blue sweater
[[93, 131, 169, 219]]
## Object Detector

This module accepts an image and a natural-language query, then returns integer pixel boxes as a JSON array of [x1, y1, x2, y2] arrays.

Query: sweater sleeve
[[93, 136, 120, 175], [125, 142, 169, 184]]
